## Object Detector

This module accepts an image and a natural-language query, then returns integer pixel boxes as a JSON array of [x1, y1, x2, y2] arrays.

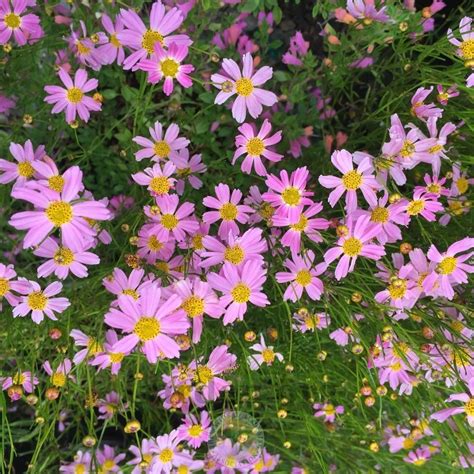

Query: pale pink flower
[[313, 402, 344, 422], [447, 16, 474, 66], [0, 0, 42, 46], [247, 334, 284, 370], [431, 378, 474, 426]]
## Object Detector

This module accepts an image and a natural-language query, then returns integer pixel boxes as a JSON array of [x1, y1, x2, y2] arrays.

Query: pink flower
[[133, 121, 189, 161], [0, 94, 15, 114], [276, 250, 325, 302], [324, 215, 385, 280], [67, 21, 104, 71], [233, 119, 283, 176], [128, 439, 156, 473], [0, 0, 42, 46], [313, 402, 344, 422], [44, 68, 101, 124], [69, 329, 104, 364], [136, 223, 175, 264], [447, 16, 474, 66], [118, 1, 191, 71], [104, 283, 189, 362], [282, 31, 309, 66], [431, 378, 474, 426], [91, 330, 128, 375], [403, 189, 443, 222], [375, 263, 419, 310], [0, 139, 45, 188], [9, 171, 110, 249], [211, 52, 278, 123], [293, 310, 330, 333], [97, 14, 125, 65], [103, 267, 153, 302], [451, 162, 473, 196], [263, 167, 314, 223], [203, 183, 254, 239], [247, 334, 284, 370], [208, 261, 269, 325], [29, 157, 80, 194], [2, 370, 38, 400], [436, 84, 459, 105], [346, 0, 389, 23], [43, 358, 73, 387], [96, 445, 126, 473], [0, 263, 29, 310], [33, 237, 99, 279], [138, 42, 194, 95], [319, 149, 381, 212], [13, 280, 70, 324], [59, 451, 91, 473], [410, 86, 442, 120], [170, 149, 206, 194], [177, 410, 212, 448], [132, 161, 176, 197], [404, 447, 432, 466]]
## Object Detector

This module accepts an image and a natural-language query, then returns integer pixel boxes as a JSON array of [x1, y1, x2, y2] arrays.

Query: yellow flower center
[[259, 202, 275, 221], [370, 207, 389, 223], [460, 39, 474, 60], [402, 437, 415, 450], [231, 283, 251, 303], [324, 404, 335, 416], [437, 256, 457, 275], [161, 58, 179, 77], [188, 424, 203, 437], [290, 215, 308, 232], [400, 141, 415, 158], [281, 186, 301, 206], [449, 201, 464, 215], [17, 161, 35, 178], [426, 183, 441, 193], [390, 361, 402, 372], [27, 291, 47, 310], [102, 459, 116, 471], [177, 167, 192, 178], [109, 352, 124, 363], [110, 33, 121, 48], [87, 339, 103, 355], [13, 373, 26, 385], [428, 144, 443, 154], [219, 202, 238, 221], [46, 201, 73, 226], [342, 170, 362, 190], [158, 448, 174, 463], [133, 317, 160, 341], [51, 372, 67, 387], [253, 460, 265, 472], [147, 235, 164, 251], [53, 247, 74, 266], [48, 175, 65, 192], [262, 348, 275, 363], [388, 279, 407, 300], [177, 384, 192, 397], [4, 13, 20, 29], [0, 278, 10, 296], [465, 398, 474, 417], [192, 233, 203, 250], [161, 213, 178, 230], [67, 87, 83, 104], [245, 137, 265, 156], [155, 261, 169, 273], [194, 365, 213, 384], [122, 288, 139, 299], [407, 199, 425, 216], [295, 269, 312, 286], [149, 176, 171, 195], [342, 237, 362, 257], [142, 29, 164, 54], [235, 78, 254, 96], [456, 177, 469, 194], [153, 140, 171, 159], [224, 245, 245, 265], [74, 464, 86, 474], [450, 320, 465, 332], [177, 466, 189, 474], [437, 92, 449, 102], [225, 456, 237, 468], [182, 296, 205, 318], [76, 41, 90, 55], [413, 459, 426, 466]]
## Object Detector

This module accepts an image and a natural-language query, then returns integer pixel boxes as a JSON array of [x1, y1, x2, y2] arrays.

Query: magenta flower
[[324, 215, 385, 280], [67, 21, 104, 71], [0, 93, 15, 114], [276, 250, 325, 302], [118, 1, 191, 71], [211, 52, 278, 123], [97, 14, 125, 65], [431, 378, 474, 426], [203, 183, 254, 239], [133, 121, 189, 161], [104, 283, 189, 362], [282, 31, 309, 66], [410, 86, 442, 120], [170, 149, 206, 194], [0, 139, 44, 188], [132, 161, 176, 197], [137, 223, 175, 264], [207, 261, 269, 325], [13, 280, 70, 324], [44, 68, 101, 124], [403, 189, 443, 222], [0, 0, 42, 46], [9, 172, 111, 249], [375, 264, 418, 310], [436, 84, 459, 105], [313, 402, 344, 422], [247, 334, 284, 370], [233, 119, 283, 176], [263, 167, 313, 223], [319, 149, 381, 212], [138, 42, 194, 95], [177, 410, 211, 449], [447, 16, 474, 66], [0, 263, 29, 310], [34, 237, 99, 280]]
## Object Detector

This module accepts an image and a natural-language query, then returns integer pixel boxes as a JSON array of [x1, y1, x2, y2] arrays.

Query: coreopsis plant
[[0, 1, 473, 472]]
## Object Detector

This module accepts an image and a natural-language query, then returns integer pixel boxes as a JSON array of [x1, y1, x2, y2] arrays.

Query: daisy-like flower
[[177, 410, 212, 449], [9, 174, 111, 249], [91, 330, 127, 375], [211, 52, 278, 123], [138, 42, 194, 95], [96, 445, 126, 473], [189, 345, 237, 401], [403, 189, 443, 222], [423, 237, 474, 300], [104, 283, 189, 363], [44, 68, 101, 124], [447, 16, 474, 67], [208, 261, 269, 325], [118, 1, 192, 71], [174, 277, 223, 343], [276, 250, 326, 302], [451, 162, 473, 196], [69, 329, 104, 365], [128, 439, 156, 473], [203, 183, 254, 239], [67, 21, 104, 71], [375, 264, 419, 310], [0, 139, 45, 188], [319, 149, 381, 212], [233, 119, 283, 176], [97, 391, 126, 420], [346, 0, 389, 24], [209, 439, 251, 473], [137, 223, 175, 264], [133, 121, 189, 161], [43, 359, 73, 388], [0, 0, 42, 46], [2, 370, 38, 401], [431, 378, 474, 426], [404, 447, 432, 466], [410, 86, 442, 120], [313, 402, 344, 422], [103, 267, 153, 302], [151, 429, 189, 473], [153, 194, 198, 242], [436, 84, 459, 105], [29, 157, 80, 195], [132, 161, 176, 197], [34, 237, 99, 280], [13, 280, 70, 324], [263, 167, 314, 223], [170, 149, 206, 195], [200, 228, 266, 268], [324, 215, 385, 280], [97, 14, 125, 66], [247, 334, 284, 370], [415, 173, 450, 198], [0, 263, 30, 310], [59, 451, 92, 474]]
